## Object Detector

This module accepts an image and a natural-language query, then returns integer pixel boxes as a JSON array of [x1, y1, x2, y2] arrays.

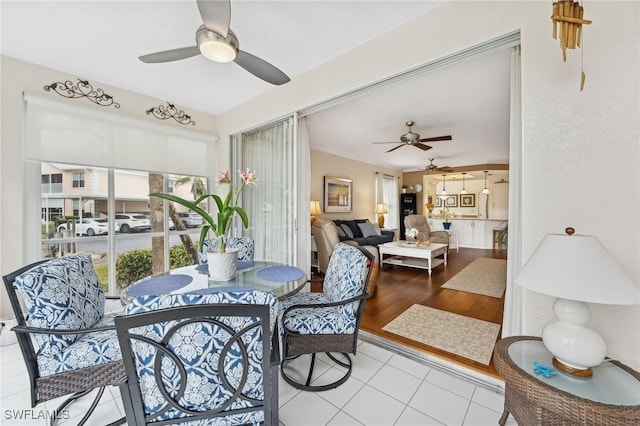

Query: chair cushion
[[15, 254, 105, 357], [199, 237, 254, 264], [37, 313, 122, 377], [123, 291, 277, 424], [279, 292, 357, 335]]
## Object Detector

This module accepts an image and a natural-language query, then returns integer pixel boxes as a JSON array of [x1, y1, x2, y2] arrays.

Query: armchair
[[279, 243, 375, 391], [404, 214, 449, 247], [116, 290, 279, 425], [312, 218, 378, 273], [2, 255, 124, 426]]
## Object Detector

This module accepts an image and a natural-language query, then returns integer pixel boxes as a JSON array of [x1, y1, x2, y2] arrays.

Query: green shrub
[[170, 244, 193, 269], [116, 249, 153, 289], [116, 246, 195, 289]]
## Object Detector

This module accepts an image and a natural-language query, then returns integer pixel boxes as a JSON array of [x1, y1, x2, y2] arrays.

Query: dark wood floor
[[361, 247, 507, 378]]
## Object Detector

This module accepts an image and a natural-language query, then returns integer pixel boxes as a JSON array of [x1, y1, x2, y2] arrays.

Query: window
[[41, 173, 62, 193], [72, 171, 85, 188], [382, 174, 399, 227]]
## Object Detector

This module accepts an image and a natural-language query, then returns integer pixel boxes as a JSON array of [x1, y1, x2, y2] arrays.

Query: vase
[[443, 222, 451, 230], [206, 248, 239, 281]]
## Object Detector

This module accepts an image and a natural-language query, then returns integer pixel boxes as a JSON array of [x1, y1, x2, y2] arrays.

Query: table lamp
[[310, 200, 322, 226], [375, 203, 388, 228], [515, 227, 640, 377]]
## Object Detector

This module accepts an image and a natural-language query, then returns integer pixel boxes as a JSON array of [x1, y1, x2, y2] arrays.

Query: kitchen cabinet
[[428, 218, 504, 249]]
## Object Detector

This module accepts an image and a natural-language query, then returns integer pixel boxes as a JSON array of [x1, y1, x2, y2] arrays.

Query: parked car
[[178, 212, 203, 228], [57, 218, 110, 236], [115, 213, 151, 233]]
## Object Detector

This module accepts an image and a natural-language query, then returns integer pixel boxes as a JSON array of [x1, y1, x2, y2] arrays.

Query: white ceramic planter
[[206, 248, 239, 281]]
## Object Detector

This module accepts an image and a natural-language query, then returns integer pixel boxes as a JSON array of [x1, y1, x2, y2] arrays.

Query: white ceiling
[[1, 0, 510, 174]]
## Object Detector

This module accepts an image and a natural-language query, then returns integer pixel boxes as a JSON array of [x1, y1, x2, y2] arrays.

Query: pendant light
[[460, 172, 468, 194], [440, 174, 448, 197], [482, 171, 490, 194]]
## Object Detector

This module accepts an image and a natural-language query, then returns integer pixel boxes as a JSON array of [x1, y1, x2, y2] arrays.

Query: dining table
[[121, 261, 307, 304]]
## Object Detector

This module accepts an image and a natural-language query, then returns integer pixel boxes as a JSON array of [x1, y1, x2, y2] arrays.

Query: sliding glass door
[[232, 116, 297, 265]]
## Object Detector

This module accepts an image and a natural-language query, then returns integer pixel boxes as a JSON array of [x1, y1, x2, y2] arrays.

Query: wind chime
[[551, 0, 592, 90]]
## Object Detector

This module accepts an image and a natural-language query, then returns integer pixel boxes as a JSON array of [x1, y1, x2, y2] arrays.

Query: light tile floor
[[0, 304, 518, 425]]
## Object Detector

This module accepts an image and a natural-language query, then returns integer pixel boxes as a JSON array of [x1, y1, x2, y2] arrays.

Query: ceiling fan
[[425, 158, 454, 174], [373, 121, 452, 153], [138, 0, 290, 85]]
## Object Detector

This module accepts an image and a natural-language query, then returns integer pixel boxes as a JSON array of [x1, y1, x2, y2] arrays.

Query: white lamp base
[[541, 298, 607, 377]]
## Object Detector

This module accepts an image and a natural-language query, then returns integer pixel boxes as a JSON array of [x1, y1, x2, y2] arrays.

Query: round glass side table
[[494, 336, 640, 425]]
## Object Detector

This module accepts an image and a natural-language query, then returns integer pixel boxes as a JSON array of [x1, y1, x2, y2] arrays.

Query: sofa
[[332, 219, 394, 247], [312, 219, 380, 274]]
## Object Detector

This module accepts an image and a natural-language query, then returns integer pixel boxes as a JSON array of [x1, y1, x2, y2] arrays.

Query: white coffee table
[[379, 241, 448, 275]]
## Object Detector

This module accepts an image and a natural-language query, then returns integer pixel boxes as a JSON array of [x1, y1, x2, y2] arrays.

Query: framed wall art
[[434, 196, 442, 207], [324, 176, 352, 212], [460, 193, 476, 208], [444, 195, 458, 207]]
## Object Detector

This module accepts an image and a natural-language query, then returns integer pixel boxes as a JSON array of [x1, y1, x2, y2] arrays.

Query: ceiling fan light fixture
[[200, 39, 236, 62], [197, 26, 238, 63]]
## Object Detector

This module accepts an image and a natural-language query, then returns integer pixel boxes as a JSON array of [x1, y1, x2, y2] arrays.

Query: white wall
[[0, 56, 219, 318], [218, 1, 640, 368]]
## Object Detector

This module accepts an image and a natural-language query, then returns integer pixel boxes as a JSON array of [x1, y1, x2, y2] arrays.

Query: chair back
[[323, 243, 374, 318], [117, 291, 277, 425], [10, 255, 106, 358], [311, 219, 342, 273], [404, 214, 431, 238], [199, 237, 255, 264]]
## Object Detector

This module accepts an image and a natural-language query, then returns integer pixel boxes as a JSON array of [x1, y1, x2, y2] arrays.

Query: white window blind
[[24, 95, 216, 176]]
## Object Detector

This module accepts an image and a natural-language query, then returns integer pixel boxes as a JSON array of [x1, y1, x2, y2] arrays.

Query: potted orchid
[[151, 168, 257, 253]]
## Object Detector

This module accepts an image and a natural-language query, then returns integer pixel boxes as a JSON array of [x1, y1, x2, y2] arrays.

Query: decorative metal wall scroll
[[145, 102, 196, 126], [44, 79, 120, 108]]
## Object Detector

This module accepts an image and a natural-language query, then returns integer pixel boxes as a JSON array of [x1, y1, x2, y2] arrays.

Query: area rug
[[441, 257, 507, 298], [382, 305, 501, 365]]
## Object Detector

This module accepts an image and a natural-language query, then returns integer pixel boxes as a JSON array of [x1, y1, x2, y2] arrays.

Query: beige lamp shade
[[375, 203, 388, 228], [375, 203, 389, 215], [310, 200, 322, 216]]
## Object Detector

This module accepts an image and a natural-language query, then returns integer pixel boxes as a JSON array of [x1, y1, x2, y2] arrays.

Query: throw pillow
[[335, 224, 346, 238], [357, 221, 378, 238], [340, 224, 355, 239], [372, 223, 383, 236]]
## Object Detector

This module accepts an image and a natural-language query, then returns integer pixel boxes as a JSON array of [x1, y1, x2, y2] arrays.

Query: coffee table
[[379, 241, 448, 275]]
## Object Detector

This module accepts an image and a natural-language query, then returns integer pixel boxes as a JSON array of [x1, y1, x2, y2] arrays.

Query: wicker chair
[[2, 255, 125, 426], [115, 290, 279, 425], [279, 243, 375, 391], [199, 237, 255, 264]]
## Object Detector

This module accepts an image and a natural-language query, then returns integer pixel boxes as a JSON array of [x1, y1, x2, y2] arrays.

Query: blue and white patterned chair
[[199, 237, 255, 265], [279, 243, 374, 391], [2, 255, 125, 426], [116, 290, 279, 425]]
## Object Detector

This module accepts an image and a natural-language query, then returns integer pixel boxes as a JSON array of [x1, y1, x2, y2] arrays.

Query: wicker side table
[[494, 336, 640, 425]]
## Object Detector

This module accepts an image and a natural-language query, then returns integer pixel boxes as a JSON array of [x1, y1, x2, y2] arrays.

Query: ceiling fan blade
[[234, 50, 290, 85], [197, 0, 231, 37], [413, 142, 433, 151], [419, 135, 453, 142], [139, 46, 201, 63], [373, 141, 404, 144], [386, 144, 406, 153]]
